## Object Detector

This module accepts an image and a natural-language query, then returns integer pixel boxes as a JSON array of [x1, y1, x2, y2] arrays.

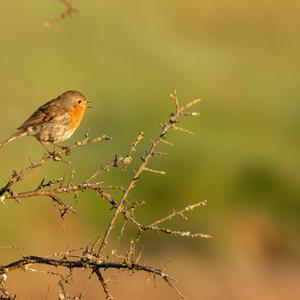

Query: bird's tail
[[0, 131, 26, 149]]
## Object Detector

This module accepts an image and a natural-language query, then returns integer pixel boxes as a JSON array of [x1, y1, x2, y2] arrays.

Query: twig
[[44, 0, 78, 27], [150, 200, 208, 227], [95, 270, 113, 300]]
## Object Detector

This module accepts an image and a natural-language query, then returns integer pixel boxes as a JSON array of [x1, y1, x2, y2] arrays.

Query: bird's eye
[[77, 100, 82, 104]]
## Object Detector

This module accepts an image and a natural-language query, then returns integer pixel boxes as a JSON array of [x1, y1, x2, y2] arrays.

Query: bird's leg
[[39, 142, 62, 161], [39, 141, 52, 155]]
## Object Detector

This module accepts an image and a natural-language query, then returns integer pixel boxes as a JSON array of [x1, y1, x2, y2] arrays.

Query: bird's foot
[[61, 146, 71, 155]]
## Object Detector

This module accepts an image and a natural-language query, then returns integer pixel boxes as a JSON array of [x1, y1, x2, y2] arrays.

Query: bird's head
[[60, 90, 92, 111]]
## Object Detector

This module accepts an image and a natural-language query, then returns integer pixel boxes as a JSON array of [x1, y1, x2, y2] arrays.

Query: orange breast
[[69, 105, 86, 130]]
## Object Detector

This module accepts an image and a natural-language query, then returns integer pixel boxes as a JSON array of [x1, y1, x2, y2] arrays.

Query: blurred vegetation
[[0, 0, 299, 261]]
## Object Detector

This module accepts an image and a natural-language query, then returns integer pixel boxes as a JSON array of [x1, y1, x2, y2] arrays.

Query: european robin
[[0, 90, 91, 152]]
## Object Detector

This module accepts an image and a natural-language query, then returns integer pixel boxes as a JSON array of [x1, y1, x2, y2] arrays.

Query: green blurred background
[[0, 0, 300, 299]]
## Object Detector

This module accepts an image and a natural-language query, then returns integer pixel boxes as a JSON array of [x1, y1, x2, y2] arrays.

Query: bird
[[0, 90, 91, 154]]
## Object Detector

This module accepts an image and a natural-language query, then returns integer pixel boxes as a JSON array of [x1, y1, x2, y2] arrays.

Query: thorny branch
[[97, 91, 203, 258], [0, 91, 208, 300]]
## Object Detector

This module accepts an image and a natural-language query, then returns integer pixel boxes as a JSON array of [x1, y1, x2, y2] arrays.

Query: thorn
[[144, 167, 166, 175], [172, 126, 194, 135]]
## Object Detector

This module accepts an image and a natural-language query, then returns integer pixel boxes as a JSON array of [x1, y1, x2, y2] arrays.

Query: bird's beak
[[86, 101, 93, 108]]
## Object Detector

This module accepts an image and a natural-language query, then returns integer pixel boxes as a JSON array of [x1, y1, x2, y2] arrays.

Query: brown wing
[[17, 99, 66, 130]]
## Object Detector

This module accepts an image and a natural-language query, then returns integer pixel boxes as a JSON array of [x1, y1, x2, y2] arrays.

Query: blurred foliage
[[0, 0, 299, 258]]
